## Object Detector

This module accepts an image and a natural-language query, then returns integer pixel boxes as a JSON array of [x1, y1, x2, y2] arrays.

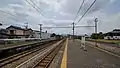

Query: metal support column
[[94, 18, 98, 47], [72, 22, 75, 41], [39, 24, 42, 40]]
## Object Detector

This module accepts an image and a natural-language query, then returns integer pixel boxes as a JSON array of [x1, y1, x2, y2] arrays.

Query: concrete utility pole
[[24, 22, 28, 29], [72, 22, 75, 41], [94, 18, 98, 47], [0, 21, 3, 25], [39, 24, 42, 40], [0, 21, 3, 29]]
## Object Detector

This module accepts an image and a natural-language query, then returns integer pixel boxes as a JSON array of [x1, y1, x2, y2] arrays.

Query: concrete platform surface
[[86, 41, 120, 56], [65, 39, 120, 68]]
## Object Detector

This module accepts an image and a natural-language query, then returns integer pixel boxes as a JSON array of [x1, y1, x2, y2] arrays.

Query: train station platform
[[0, 41, 39, 50], [60, 39, 120, 68], [86, 41, 120, 56], [0, 39, 52, 50]]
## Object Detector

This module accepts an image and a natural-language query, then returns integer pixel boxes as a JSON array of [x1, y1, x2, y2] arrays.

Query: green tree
[[91, 32, 104, 39], [50, 33, 56, 37]]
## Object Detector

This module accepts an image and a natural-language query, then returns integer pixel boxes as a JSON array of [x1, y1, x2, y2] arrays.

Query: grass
[[90, 39, 120, 43]]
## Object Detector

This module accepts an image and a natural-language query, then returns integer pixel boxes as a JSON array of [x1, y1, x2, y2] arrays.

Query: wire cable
[[77, 0, 97, 23], [0, 9, 16, 17], [0, 9, 21, 22], [29, 0, 45, 15], [25, 0, 46, 18], [42, 25, 95, 29], [73, 0, 85, 22]]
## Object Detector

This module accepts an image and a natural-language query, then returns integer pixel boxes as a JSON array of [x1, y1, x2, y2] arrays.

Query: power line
[[0, 10, 21, 22], [0, 9, 15, 17], [73, 0, 85, 22], [29, 0, 45, 15], [0, 10, 29, 27], [77, 0, 97, 23], [8, 17, 20, 22], [42, 25, 95, 29], [0, 9, 28, 22], [72, 0, 85, 39], [25, 0, 46, 18], [0, 0, 46, 24]]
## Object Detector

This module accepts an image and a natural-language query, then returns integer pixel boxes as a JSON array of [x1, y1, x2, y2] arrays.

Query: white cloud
[[0, 0, 119, 35], [99, 12, 120, 32]]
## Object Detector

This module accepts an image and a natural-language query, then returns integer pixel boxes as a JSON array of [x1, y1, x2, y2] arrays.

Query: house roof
[[110, 31, 120, 34], [6, 25, 25, 30], [104, 29, 120, 35], [6, 25, 33, 31], [26, 28, 33, 31], [113, 29, 120, 31], [107, 29, 120, 34]]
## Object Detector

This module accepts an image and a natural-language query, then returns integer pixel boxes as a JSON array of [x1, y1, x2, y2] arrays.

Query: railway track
[[15, 39, 66, 68], [0, 40, 58, 68], [32, 39, 65, 68]]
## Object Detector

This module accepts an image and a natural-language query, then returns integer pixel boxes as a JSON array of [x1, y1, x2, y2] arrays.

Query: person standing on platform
[[80, 35, 87, 51]]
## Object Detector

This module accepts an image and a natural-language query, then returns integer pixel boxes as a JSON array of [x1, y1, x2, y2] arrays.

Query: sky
[[0, 0, 120, 35]]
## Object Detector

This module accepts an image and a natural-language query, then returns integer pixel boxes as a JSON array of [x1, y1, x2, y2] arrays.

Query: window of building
[[10, 30, 14, 35]]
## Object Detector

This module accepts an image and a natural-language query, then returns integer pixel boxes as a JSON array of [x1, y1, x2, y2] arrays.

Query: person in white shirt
[[80, 36, 87, 51]]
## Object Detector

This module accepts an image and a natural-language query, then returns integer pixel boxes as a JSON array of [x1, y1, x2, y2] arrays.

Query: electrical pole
[[0, 21, 3, 26], [72, 22, 75, 41], [0, 21, 3, 30], [24, 22, 28, 29], [94, 18, 98, 47], [39, 24, 42, 40]]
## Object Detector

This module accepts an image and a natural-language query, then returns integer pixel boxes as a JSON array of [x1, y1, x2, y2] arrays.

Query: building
[[6, 25, 34, 38], [104, 29, 120, 40], [0, 29, 9, 39], [33, 30, 51, 40], [24, 28, 33, 38], [0, 29, 9, 44]]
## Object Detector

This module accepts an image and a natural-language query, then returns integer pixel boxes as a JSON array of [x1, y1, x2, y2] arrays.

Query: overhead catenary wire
[[0, 9, 15, 17], [0, 9, 21, 22], [71, 0, 85, 39], [0, 0, 46, 27], [25, 0, 46, 18], [42, 25, 95, 29], [0, 9, 29, 26], [0, 9, 28, 22], [73, 0, 85, 22], [77, 0, 97, 23], [0, 0, 46, 24], [29, 0, 45, 15]]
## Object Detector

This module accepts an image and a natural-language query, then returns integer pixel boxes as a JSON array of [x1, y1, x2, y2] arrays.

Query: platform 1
[[60, 39, 120, 68]]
